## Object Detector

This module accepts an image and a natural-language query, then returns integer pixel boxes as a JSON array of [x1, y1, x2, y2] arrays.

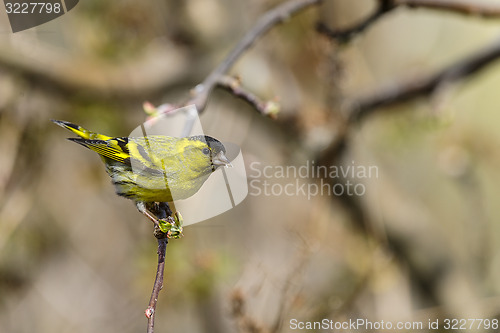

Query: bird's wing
[[68, 137, 131, 164], [128, 136, 179, 168], [70, 136, 181, 176]]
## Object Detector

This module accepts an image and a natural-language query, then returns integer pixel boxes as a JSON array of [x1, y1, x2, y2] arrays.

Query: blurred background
[[2, 0, 500, 332]]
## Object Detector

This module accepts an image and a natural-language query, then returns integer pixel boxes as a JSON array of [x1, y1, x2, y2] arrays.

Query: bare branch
[[145, 202, 171, 333], [216, 76, 280, 118], [396, 0, 500, 18], [348, 35, 500, 122], [188, 0, 323, 113], [317, 0, 396, 43], [146, 237, 168, 333], [318, 0, 500, 44]]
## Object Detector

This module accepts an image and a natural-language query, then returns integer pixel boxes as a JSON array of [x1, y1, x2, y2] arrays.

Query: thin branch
[[317, 0, 500, 44], [188, 0, 323, 113], [146, 237, 168, 333], [145, 202, 171, 333], [348, 34, 500, 122], [216, 76, 280, 118], [396, 0, 500, 18], [317, 0, 396, 43]]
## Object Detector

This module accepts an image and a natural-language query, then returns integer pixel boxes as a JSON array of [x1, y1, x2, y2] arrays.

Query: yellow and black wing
[[69, 136, 179, 174], [53, 119, 183, 172], [69, 137, 131, 165], [52, 120, 130, 165]]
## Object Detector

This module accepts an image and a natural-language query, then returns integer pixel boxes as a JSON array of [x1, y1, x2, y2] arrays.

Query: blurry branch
[[314, 1, 500, 310], [318, 33, 500, 234], [0, 120, 23, 200], [216, 76, 280, 119], [0, 0, 323, 105], [317, 0, 500, 44], [316, 0, 500, 192], [0, 187, 31, 253], [230, 289, 268, 333], [188, 0, 323, 113], [317, 0, 396, 43], [396, 0, 500, 18], [348, 34, 500, 122], [270, 240, 311, 333], [0, 40, 190, 99]]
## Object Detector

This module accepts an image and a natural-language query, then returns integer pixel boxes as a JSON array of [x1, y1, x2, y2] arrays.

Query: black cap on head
[[189, 135, 226, 154]]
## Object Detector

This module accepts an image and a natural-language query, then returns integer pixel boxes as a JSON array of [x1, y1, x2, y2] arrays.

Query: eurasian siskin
[[52, 119, 231, 238]]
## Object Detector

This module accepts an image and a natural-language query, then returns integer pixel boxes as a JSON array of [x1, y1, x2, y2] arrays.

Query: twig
[[216, 76, 280, 118], [145, 202, 171, 333], [146, 237, 168, 333], [396, 0, 500, 18], [317, 0, 500, 44], [348, 34, 500, 122], [317, 0, 396, 43], [188, 0, 323, 113]]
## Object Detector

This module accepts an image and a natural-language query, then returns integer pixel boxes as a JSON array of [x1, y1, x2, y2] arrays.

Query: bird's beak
[[213, 151, 232, 168]]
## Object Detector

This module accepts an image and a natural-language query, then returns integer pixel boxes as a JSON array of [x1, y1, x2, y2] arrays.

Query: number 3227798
[[5, 2, 62, 14]]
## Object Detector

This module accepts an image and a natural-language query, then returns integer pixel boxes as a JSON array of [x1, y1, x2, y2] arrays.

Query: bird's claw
[[158, 212, 184, 239]]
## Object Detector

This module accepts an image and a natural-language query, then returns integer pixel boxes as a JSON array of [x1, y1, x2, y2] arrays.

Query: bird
[[52, 119, 232, 238]]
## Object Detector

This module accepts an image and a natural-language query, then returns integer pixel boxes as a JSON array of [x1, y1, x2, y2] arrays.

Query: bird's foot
[[158, 212, 183, 239]]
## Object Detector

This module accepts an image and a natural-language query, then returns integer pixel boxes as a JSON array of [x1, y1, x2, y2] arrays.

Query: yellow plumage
[[52, 119, 231, 238]]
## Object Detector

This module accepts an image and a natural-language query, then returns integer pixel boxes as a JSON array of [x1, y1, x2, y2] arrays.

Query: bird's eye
[[202, 147, 210, 155]]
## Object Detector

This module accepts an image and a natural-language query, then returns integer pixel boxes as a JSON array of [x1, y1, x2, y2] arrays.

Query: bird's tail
[[51, 120, 112, 141]]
